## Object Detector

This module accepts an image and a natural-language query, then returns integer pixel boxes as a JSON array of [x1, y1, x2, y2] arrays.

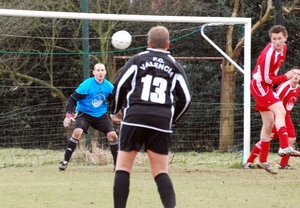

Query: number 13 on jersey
[[141, 75, 167, 104]]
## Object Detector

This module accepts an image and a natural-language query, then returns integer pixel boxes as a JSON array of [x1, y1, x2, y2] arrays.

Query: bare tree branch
[[282, 0, 300, 13], [233, 0, 273, 60], [0, 69, 67, 106]]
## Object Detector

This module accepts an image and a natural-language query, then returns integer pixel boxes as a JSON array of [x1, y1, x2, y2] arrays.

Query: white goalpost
[[0, 9, 252, 164]]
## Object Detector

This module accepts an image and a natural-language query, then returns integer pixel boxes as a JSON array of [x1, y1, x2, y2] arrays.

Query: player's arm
[[275, 81, 289, 101], [107, 91, 123, 124], [110, 109, 123, 124], [267, 73, 288, 85], [268, 69, 295, 84], [63, 92, 86, 127], [110, 58, 135, 115], [65, 92, 86, 114], [257, 52, 287, 85], [172, 69, 192, 125]]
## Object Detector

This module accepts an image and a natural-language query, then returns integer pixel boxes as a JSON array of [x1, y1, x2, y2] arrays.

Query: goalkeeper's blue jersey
[[75, 77, 113, 118]]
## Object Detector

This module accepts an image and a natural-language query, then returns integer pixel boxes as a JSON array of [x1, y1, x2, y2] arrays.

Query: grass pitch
[[1, 153, 300, 208]]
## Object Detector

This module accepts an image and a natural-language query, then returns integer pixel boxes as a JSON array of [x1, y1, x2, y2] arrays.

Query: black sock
[[64, 137, 78, 162], [113, 170, 130, 208], [155, 173, 176, 208], [110, 142, 118, 167]]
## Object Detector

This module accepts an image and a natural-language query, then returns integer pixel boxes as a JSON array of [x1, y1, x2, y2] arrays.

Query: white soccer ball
[[111, 30, 132, 50]]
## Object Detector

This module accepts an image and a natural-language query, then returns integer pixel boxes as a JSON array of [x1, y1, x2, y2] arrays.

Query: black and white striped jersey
[[110, 48, 191, 133]]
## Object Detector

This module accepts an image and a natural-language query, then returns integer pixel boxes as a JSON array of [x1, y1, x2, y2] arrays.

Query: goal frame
[[0, 9, 251, 163]]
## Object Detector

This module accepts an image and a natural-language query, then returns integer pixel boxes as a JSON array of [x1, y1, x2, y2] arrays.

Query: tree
[[0, 0, 129, 107], [87, 1, 129, 81], [0, 0, 79, 109]]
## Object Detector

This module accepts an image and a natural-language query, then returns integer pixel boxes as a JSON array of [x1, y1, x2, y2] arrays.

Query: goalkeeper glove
[[63, 113, 75, 127]]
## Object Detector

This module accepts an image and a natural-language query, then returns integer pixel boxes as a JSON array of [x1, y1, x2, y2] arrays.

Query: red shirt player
[[245, 68, 300, 171], [249, 25, 300, 174]]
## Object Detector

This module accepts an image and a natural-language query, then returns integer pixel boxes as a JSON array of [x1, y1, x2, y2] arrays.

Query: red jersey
[[276, 80, 300, 114], [252, 43, 287, 86]]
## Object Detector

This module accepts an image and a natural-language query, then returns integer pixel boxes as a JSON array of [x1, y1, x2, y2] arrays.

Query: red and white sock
[[259, 140, 270, 163], [247, 141, 261, 163], [277, 126, 289, 148]]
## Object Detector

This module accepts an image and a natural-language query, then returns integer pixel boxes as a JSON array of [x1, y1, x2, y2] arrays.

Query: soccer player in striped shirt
[[250, 25, 300, 174], [110, 25, 191, 208], [245, 67, 300, 172]]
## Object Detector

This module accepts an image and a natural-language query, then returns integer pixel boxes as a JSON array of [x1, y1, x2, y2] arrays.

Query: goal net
[[0, 8, 251, 167]]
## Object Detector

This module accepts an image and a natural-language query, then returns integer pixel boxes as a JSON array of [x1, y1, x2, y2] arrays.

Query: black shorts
[[119, 124, 171, 155], [74, 112, 115, 135]]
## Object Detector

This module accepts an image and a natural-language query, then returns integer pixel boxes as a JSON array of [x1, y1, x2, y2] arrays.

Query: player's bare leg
[[257, 111, 277, 174], [269, 103, 300, 157], [113, 150, 137, 208], [148, 150, 176, 208]]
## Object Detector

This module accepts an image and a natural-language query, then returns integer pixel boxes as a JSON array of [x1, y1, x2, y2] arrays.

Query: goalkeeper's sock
[[155, 173, 176, 208], [64, 137, 78, 162], [114, 170, 130, 208], [259, 140, 270, 163], [247, 141, 261, 163], [110, 142, 118, 168]]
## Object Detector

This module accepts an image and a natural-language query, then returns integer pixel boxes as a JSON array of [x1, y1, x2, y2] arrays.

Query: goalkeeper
[[59, 63, 120, 171]]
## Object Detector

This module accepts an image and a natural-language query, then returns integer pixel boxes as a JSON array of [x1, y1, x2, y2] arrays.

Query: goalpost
[[0, 9, 252, 164]]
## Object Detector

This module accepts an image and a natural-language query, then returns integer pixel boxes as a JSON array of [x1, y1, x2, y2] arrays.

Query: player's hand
[[116, 110, 123, 118], [285, 69, 295, 79], [63, 113, 75, 127], [110, 113, 122, 124]]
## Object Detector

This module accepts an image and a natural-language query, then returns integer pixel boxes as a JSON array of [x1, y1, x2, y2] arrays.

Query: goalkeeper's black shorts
[[74, 111, 115, 135]]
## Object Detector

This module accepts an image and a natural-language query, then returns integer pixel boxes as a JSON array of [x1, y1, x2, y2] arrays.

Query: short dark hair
[[269, 25, 288, 37]]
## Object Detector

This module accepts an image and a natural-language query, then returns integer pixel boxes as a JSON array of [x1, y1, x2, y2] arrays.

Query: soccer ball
[[111, 30, 132, 50]]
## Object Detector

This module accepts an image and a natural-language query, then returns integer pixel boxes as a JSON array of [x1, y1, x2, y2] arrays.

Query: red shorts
[[250, 79, 280, 111], [271, 114, 296, 139]]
